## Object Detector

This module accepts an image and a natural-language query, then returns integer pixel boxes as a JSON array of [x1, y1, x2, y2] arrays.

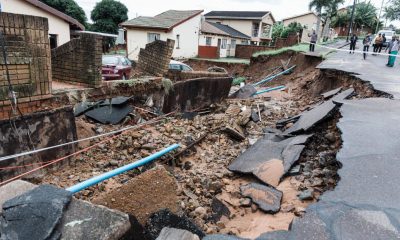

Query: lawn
[[252, 44, 309, 57]]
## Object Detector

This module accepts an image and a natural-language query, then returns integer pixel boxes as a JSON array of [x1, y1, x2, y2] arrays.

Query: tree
[[90, 0, 128, 34], [321, 0, 345, 41], [385, 0, 400, 21], [309, 0, 330, 38], [271, 22, 285, 40], [39, 0, 87, 27]]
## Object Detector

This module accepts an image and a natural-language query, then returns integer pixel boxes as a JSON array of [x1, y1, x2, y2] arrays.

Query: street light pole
[[347, 0, 357, 42], [375, 0, 385, 33]]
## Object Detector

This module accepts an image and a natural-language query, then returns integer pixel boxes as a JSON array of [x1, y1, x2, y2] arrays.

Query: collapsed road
[[1, 43, 399, 240]]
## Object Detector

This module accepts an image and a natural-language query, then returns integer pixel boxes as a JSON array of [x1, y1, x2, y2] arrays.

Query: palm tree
[[309, 0, 330, 39], [321, 0, 345, 40]]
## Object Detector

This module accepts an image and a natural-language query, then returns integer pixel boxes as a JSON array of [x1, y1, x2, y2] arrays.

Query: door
[[217, 39, 221, 58]]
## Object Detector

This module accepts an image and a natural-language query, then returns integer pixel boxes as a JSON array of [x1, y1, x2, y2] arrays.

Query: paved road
[[318, 45, 400, 98]]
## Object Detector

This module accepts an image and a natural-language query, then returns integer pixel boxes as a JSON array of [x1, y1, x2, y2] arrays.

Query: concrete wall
[[0, 107, 77, 181], [163, 76, 233, 113], [0, 0, 71, 46], [126, 14, 202, 60], [0, 12, 52, 120], [137, 39, 175, 76], [51, 33, 103, 87]]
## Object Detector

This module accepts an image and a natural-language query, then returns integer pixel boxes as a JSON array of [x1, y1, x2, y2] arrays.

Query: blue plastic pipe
[[253, 85, 286, 96], [66, 143, 180, 193], [253, 65, 296, 87]]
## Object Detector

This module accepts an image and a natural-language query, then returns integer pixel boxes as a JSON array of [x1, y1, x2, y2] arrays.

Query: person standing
[[308, 30, 318, 52], [380, 34, 387, 53], [349, 34, 358, 54], [373, 33, 383, 55], [386, 36, 399, 67], [363, 33, 372, 60]]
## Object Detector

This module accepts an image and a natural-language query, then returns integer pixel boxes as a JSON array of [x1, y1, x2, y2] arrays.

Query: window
[[206, 37, 212, 46], [221, 39, 227, 49], [252, 23, 260, 37], [231, 39, 236, 48], [147, 33, 160, 43], [176, 34, 180, 49], [169, 64, 181, 71], [49, 34, 58, 49]]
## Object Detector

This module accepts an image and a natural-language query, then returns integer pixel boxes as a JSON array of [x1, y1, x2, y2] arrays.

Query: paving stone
[[240, 183, 282, 213], [230, 85, 257, 99], [85, 105, 133, 124], [255, 230, 289, 240], [156, 227, 200, 240], [0, 185, 72, 240], [228, 134, 311, 186], [145, 209, 205, 239], [321, 87, 342, 99]]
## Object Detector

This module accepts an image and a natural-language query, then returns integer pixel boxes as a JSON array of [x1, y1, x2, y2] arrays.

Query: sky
[[76, 0, 399, 27]]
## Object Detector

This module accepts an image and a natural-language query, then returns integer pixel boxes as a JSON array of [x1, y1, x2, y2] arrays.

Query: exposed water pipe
[[253, 86, 286, 96], [66, 144, 180, 193], [252, 65, 296, 87]]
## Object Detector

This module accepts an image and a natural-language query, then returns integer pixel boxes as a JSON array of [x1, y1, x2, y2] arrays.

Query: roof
[[281, 12, 318, 21], [204, 11, 269, 20], [121, 10, 203, 31], [22, 0, 85, 30], [201, 21, 250, 39]]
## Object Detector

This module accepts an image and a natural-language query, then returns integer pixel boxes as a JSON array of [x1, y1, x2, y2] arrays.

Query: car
[[377, 30, 395, 47], [168, 60, 193, 72], [102, 55, 132, 80]]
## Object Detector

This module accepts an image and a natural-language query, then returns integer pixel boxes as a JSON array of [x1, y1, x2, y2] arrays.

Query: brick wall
[[235, 45, 275, 59], [51, 33, 102, 88], [165, 70, 228, 81], [198, 46, 218, 59], [138, 39, 175, 77], [0, 12, 52, 116]]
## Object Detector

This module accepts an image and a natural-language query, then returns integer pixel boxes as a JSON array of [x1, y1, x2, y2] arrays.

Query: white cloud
[[76, 0, 399, 27]]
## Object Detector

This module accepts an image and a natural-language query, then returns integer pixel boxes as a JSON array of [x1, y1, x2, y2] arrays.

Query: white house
[[0, 0, 85, 48], [204, 11, 275, 45], [282, 12, 323, 43], [199, 21, 250, 58], [121, 10, 203, 60]]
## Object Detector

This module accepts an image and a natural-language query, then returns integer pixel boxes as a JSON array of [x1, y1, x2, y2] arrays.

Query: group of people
[[358, 33, 400, 67]]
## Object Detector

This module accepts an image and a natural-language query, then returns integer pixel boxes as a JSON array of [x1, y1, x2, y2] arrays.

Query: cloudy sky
[[76, 0, 399, 27]]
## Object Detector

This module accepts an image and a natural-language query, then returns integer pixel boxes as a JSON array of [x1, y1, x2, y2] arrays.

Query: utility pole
[[375, 0, 385, 33], [346, 0, 357, 42]]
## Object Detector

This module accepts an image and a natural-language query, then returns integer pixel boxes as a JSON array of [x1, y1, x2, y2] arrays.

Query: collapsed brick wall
[[165, 70, 228, 81], [138, 39, 175, 76], [51, 33, 102, 88], [0, 106, 77, 181], [0, 12, 52, 120], [163, 76, 233, 113]]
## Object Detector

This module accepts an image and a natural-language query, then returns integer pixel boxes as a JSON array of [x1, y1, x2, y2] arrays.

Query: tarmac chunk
[[240, 183, 282, 213], [230, 85, 257, 99], [321, 87, 342, 99], [85, 105, 133, 124], [0, 185, 72, 240], [156, 227, 200, 240]]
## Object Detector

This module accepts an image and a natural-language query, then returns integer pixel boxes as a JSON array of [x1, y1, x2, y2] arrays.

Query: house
[[120, 10, 203, 60], [334, 7, 374, 36], [0, 0, 85, 48], [282, 12, 323, 42], [199, 21, 251, 58], [204, 11, 275, 45]]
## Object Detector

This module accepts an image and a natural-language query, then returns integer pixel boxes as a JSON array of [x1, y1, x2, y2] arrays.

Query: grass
[[190, 57, 250, 65], [252, 43, 309, 57], [232, 77, 247, 86]]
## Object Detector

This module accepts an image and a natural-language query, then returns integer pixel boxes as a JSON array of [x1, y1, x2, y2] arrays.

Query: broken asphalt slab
[[0, 185, 72, 240], [156, 227, 200, 240], [283, 88, 354, 135], [228, 134, 312, 187], [145, 209, 205, 239], [240, 183, 282, 213], [0, 180, 131, 240], [229, 85, 257, 99], [85, 105, 133, 124], [321, 87, 342, 99]]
